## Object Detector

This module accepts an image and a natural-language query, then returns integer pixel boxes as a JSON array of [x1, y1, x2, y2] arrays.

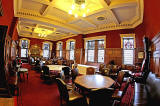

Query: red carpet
[[17, 63, 60, 106], [16, 63, 134, 106]]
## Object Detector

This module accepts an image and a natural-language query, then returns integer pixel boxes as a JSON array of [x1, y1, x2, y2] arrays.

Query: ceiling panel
[[22, 0, 45, 13], [14, 0, 143, 41], [69, 19, 96, 28], [86, 10, 115, 26], [112, 6, 136, 23]]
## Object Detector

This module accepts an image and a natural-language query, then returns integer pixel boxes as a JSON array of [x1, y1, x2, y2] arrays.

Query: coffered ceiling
[[14, 0, 144, 41]]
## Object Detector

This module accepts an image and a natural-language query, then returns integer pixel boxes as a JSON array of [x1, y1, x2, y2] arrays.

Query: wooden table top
[[74, 75, 115, 89]]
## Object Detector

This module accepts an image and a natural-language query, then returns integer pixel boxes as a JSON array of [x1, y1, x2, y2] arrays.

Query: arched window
[[19, 38, 30, 58], [66, 39, 76, 60], [56, 41, 63, 58], [42, 41, 52, 58]]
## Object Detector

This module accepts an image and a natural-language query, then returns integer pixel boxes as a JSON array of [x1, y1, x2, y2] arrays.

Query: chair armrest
[[66, 84, 73, 91]]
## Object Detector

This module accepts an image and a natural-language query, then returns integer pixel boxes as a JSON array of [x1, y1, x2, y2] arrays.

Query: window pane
[[21, 49, 27, 57], [98, 50, 104, 63], [43, 50, 49, 58], [123, 38, 134, 49], [123, 49, 134, 65], [21, 40, 28, 48], [60, 50, 62, 58], [88, 50, 94, 62], [59, 43, 62, 50], [44, 43, 49, 50], [98, 40, 104, 49], [69, 41, 75, 60], [70, 41, 75, 50], [123, 38, 134, 65], [70, 50, 74, 60], [59, 43, 63, 58], [88, 41, 95, 49]]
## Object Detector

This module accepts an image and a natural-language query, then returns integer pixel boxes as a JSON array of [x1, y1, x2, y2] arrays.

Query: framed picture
[[0, 0, 3, 16], [4, 35, 11, 65], [138, 52, 144, 59]]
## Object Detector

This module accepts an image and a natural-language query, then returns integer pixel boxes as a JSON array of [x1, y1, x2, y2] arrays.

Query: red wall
[[0, 0, 14, 35], [0, 0, 19, 41], [55, 34, 84, 50], [144, 0, 160, 39], [57, 24, 145, 49], [19, 37, 55, 49]]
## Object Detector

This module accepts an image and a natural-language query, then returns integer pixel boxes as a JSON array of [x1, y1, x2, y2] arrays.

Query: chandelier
[[38, 33, 47, 37], [34, 27, 55, 38], [68, 0, 88, 18]]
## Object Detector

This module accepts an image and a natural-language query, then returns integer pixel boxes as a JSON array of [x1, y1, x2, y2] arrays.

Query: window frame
[[42, 41, 52, 58], [84, 36, 106, 63], [97, 40, 105, 63], [59, 43, 63, 58], [20, 39, 30, 58], [120, 34, 136, 65], [43, 43, 50, 58], [69, 41, 75, 60], [87, 40, 95, 62]]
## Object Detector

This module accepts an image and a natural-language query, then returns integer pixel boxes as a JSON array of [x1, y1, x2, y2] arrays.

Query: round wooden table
[[74, 75, 115, 90]]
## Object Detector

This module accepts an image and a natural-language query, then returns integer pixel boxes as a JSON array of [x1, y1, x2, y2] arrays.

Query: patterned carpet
[[16, 63, 134, 106]]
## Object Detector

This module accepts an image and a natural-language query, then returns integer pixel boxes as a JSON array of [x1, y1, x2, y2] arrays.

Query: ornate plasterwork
[[14, 0, 144, 41]]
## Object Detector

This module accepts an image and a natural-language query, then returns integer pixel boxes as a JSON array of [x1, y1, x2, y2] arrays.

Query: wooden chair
[[112, 79, 130, 102], [55, 78, 87, 106], [62, 67, 71, 79], [112, 71, 125, 89], [57, 59, 62, 65], [87, 88, 114, 106], [41, 66, 55, 81], [71, 68, 79, 83], [86, 67, 95, 75], [97, 64, 106, 75]]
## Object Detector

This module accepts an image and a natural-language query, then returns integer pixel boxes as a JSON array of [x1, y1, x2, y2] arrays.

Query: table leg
[[27, 72, 28, 79], [23, 73, 25, 78]]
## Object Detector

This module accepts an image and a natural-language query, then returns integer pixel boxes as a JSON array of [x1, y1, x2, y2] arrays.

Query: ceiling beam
[[109, 0, 137, 9], [99, 0, 120, 24], [16, 16, 82, 34], [30, 0, 51, 5], [40, 0, 55, 16]]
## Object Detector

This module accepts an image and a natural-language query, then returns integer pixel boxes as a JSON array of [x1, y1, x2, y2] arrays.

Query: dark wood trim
[[0, 25, 8, 87]]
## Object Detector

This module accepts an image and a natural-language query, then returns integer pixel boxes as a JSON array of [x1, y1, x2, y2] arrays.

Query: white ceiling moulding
[[14, 0, 144, 41]]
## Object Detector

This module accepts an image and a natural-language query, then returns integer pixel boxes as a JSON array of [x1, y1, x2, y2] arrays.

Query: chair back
[[57, 60, 62, 65], [42, 66, 50, 75], [117, 71, 125, 86], [55, 78, 69, 104], [88, 88, 113, 106], [86, 67, 95, 75], [122, 79, 130, 97], [99, 64, 105, 72], [62, 67, 71, 77]]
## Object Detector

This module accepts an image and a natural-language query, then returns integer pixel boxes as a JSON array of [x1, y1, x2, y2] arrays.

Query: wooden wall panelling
[[152, 33, 160, 76], [0, 25, 8, 87], [74, 49, 82, 64], [105, 48, 122, 65]]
